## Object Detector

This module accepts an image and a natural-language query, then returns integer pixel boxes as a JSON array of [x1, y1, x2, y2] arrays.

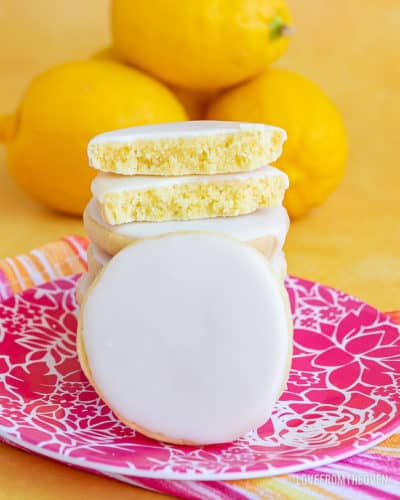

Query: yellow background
[[0, 1, 399, 498]]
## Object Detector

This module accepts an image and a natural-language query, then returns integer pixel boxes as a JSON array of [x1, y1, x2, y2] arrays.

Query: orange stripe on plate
[[2, 256, 35, 292], [63, 236, 88, 269], [28, 252, 51, 283], [40, 241, 85, 277], [0, 260, 21, 293]]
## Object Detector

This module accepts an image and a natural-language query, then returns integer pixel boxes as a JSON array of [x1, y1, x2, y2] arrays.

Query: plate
[[0, 275, 399, 480]]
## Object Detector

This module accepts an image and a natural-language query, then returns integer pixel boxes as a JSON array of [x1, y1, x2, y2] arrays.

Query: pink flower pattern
[[0, 274, 398, 479]]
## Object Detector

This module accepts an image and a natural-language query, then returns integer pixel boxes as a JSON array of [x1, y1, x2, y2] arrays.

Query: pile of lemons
[[0, 0, 347, 218]]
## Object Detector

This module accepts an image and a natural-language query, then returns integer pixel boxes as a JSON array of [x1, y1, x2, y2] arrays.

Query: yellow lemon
[[207, 69, 348, 218], [93, 46, 217, 119], [92, 47, 117, 60], [171, 87, 218, 120], [0, 60, 186, 215], [111, 0, 292, 90]]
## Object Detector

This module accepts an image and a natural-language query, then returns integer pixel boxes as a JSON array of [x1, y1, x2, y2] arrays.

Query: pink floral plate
[[0, 274, 399, 481]]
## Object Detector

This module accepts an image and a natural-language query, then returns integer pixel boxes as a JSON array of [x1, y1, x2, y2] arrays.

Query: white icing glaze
[[82, 233, 291, 444], [86, 198, 289, 248], [91, 166, 288, 202], [88, 120, 286, 145]]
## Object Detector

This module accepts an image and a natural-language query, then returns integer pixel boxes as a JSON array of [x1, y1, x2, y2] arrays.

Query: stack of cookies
[[78, 121, 290, 301], [77, 121, 293, 445]]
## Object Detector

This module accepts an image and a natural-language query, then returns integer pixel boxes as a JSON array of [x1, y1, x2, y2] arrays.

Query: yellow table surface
[[0, 1, 399, 498]]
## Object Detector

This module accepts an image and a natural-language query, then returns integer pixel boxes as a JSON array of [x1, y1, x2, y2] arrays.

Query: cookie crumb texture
[[101, 175, 288, 224], [89, 129, 285, 175]]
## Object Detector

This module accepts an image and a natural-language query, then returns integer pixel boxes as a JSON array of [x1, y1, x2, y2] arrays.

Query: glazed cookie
[[91, 166, 288, 224], [84, 198, 289, 257], [78, 232, 292, 445], [88, 121, 286, 176]]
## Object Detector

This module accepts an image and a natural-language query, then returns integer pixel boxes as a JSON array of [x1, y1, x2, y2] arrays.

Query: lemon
[[172, 87, 218, 120], [92, 47, 117, 60], [0, 60, 186, 215], [207, 68, 348, 218], [111, 0, 292, 90], [93, 46, 216, 119]]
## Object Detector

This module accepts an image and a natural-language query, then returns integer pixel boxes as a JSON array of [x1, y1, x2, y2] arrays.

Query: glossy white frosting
[[82, 233, 291, 444], [88, 120, 286, 145], [91, 166, 288, 202], [86, 198, 289, 249]]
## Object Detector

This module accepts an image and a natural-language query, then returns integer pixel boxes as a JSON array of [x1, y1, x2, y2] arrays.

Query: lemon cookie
[[84, 197, 289, 257], [88, 121, 286, 176], [91, 165, 288, 224], [77, 232, 292, 445]]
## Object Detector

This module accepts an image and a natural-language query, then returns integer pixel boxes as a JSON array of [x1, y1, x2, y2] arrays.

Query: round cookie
[[78, 232, 292, 445], [84, 198, 289, 257], [88, 120, 286, 176]]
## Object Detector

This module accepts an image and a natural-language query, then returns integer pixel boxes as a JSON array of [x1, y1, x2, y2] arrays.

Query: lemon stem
[[269, 16, 293, 40]]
